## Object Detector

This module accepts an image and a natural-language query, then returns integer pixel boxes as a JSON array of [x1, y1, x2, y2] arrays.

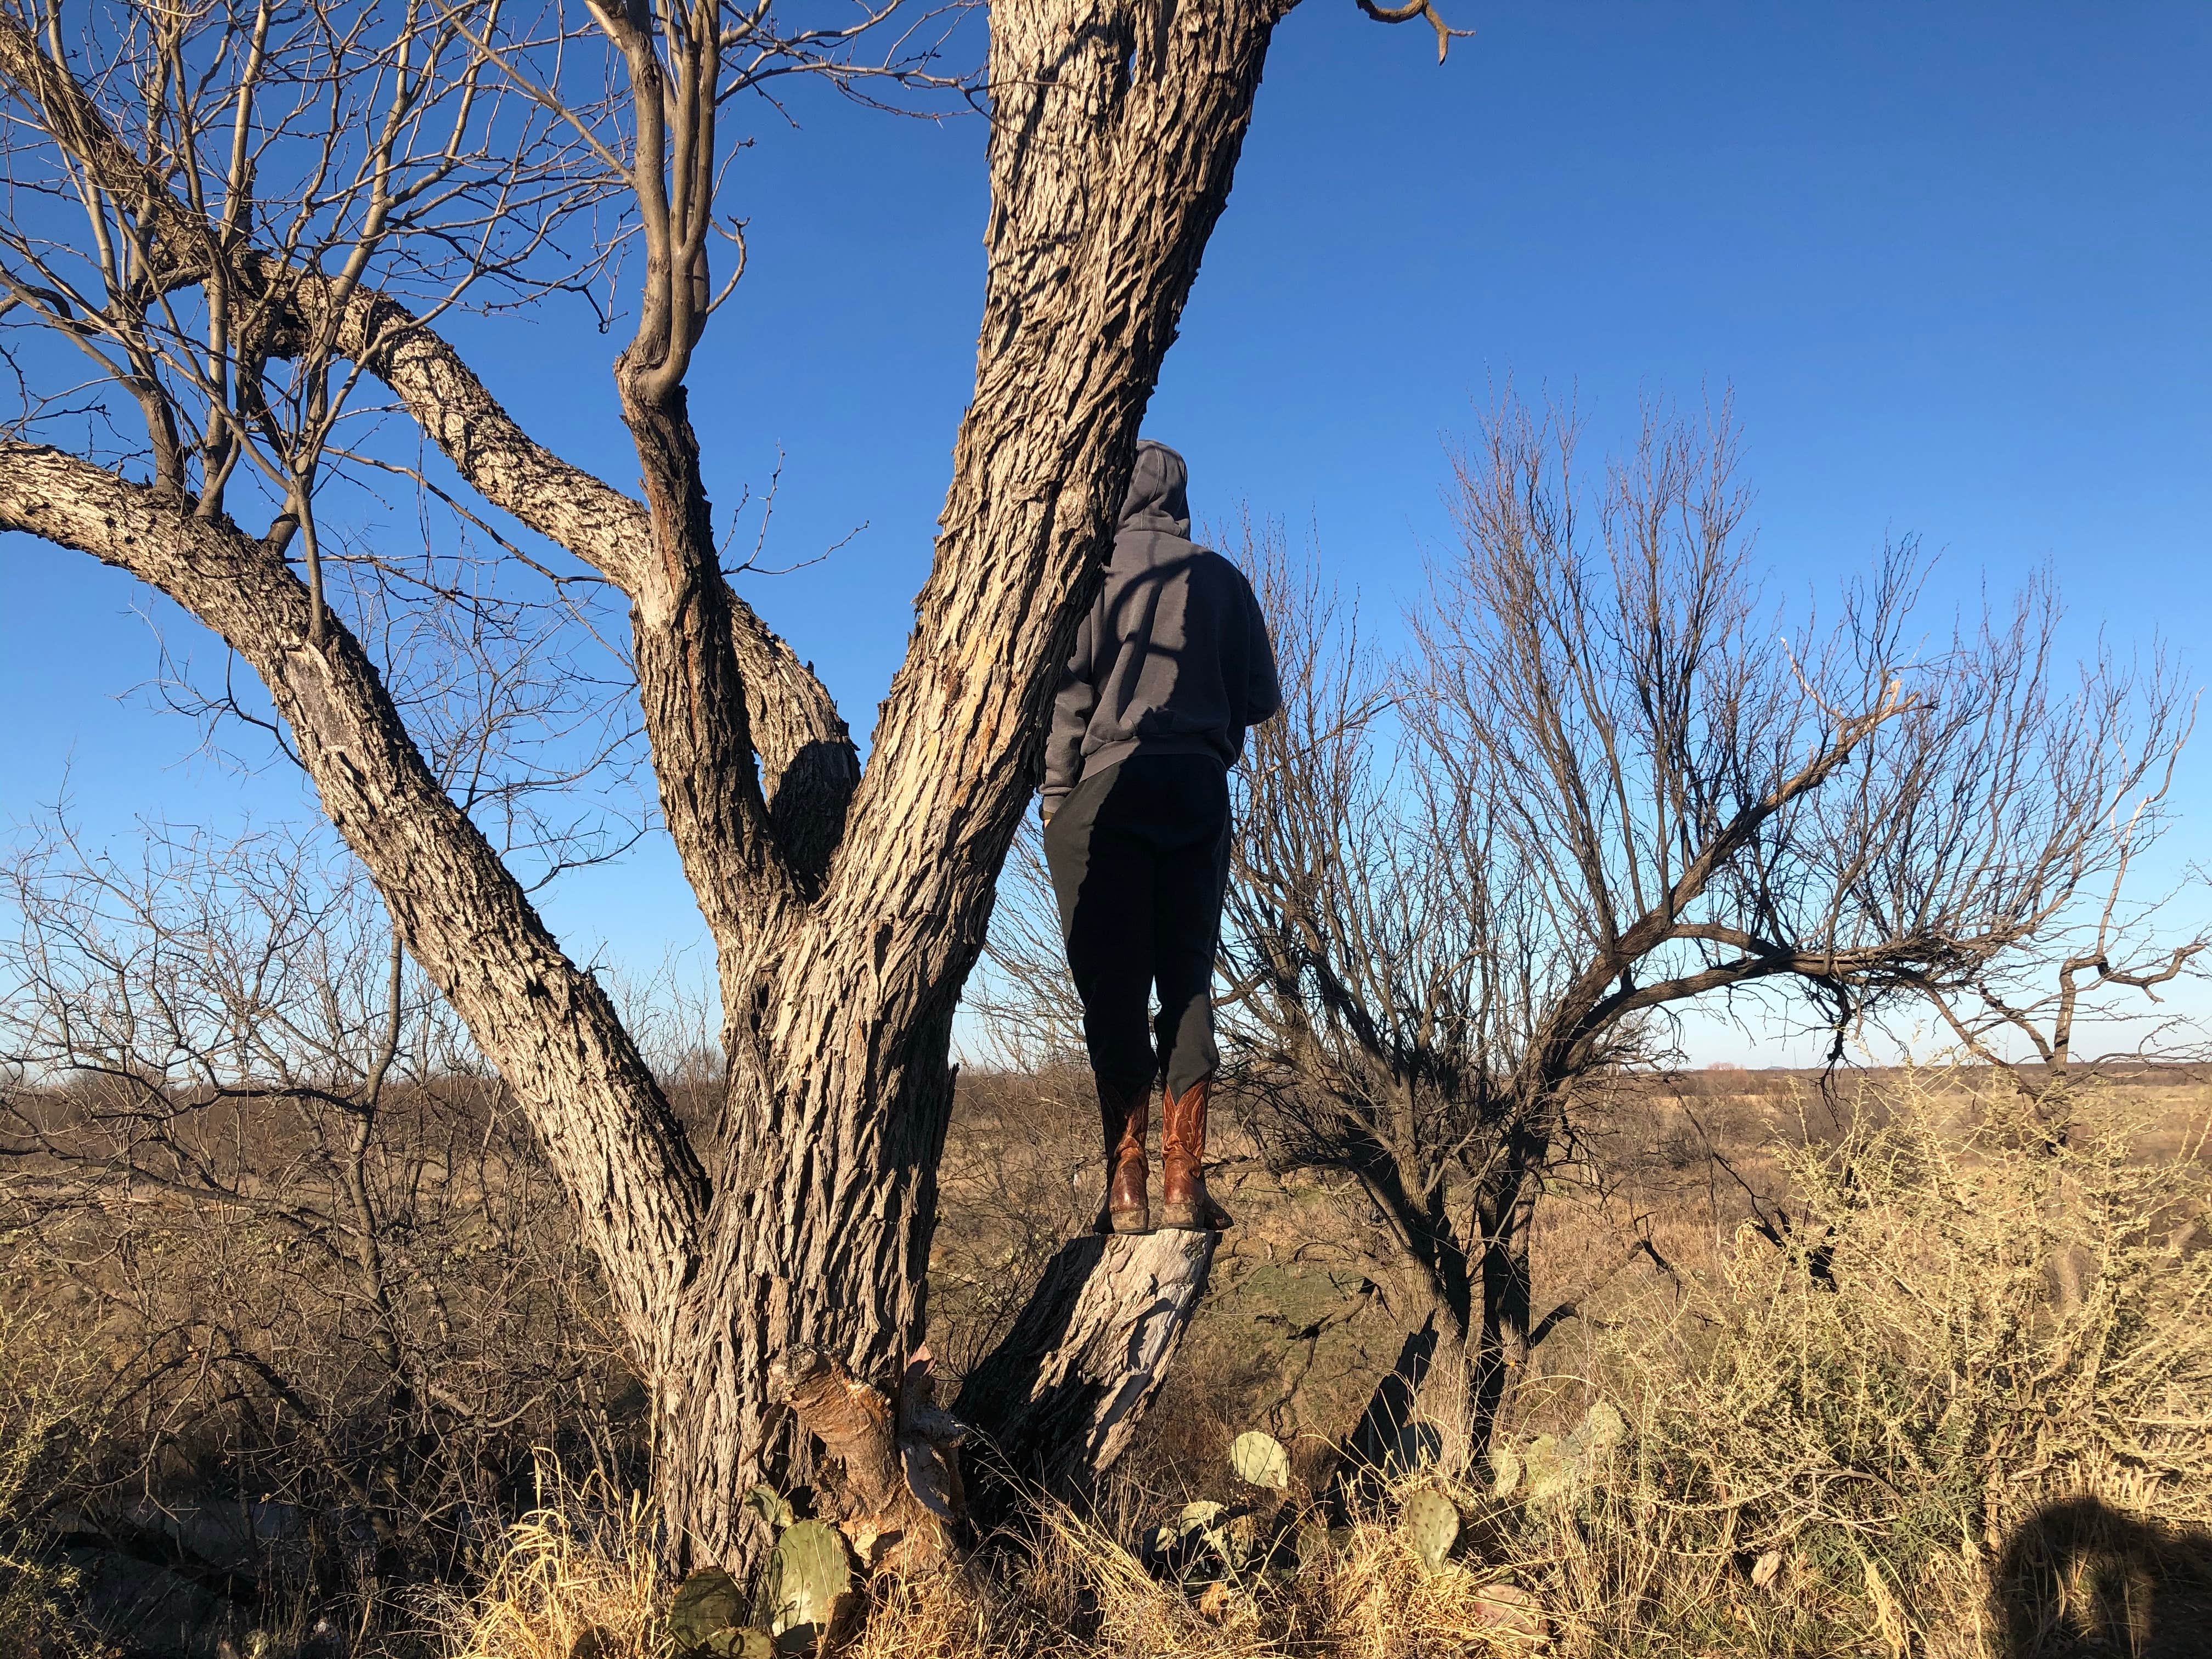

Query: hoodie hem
[[1076, 735, 1229, 791]]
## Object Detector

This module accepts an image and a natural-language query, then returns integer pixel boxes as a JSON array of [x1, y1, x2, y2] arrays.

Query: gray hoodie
[[1042, 442, 1282, 811]]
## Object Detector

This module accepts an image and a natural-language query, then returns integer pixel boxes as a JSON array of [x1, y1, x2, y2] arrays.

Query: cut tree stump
[[956, 1227, 1219, 1516], [770, 1347, 966, 1575]]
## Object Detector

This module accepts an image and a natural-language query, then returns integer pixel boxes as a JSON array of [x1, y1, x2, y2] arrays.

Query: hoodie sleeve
[[1239, 571, 1283, 726], [1041, 608, 1097, 812]]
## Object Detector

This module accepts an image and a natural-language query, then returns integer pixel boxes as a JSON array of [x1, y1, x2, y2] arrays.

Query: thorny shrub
[[443, 1078, 2210, 1659], [1495, 1076, 2212, 1655]]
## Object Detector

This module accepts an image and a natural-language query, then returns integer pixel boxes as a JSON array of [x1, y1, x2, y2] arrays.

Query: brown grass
[[0, 1301, 103, 1657], [430, 1467, 670, 1659], [437, 1074, 2212, 1659]]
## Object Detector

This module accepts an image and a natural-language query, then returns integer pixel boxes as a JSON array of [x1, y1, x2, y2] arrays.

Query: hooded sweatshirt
[[1042, 441, 1283, 812]]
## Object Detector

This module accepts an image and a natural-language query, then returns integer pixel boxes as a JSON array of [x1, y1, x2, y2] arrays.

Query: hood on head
[[1119, 440, 1190, 536]]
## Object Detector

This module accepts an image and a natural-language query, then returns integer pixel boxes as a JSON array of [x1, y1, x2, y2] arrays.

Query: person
[[1041, 440, 1282, 1234]]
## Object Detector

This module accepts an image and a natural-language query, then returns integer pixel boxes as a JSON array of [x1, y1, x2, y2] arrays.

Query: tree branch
[[0, 443, 707, 1367], [1353, 0, 1473, 64], [0, 15, 859, 891]]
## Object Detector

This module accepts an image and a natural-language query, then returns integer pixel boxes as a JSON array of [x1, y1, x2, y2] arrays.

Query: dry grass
[[842, 1502, 1553, 1659], [432, 1467, 670, 1659], [0, 1301, 105, 1657], [440, 1074, 2211, 1659]]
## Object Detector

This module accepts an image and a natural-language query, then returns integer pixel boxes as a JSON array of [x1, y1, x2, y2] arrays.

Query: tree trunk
[[1471, 1153, 1538, 1450], [955, 1229, 1218, 1520], [640, 0, 1290, 1568], [1337, 1261, 1474, 1492], [0, 0, 1299, 1577]]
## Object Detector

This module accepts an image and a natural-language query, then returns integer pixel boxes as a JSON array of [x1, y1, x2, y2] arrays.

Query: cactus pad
[[1228, 1430, 1291, 1492], [752, 1519, 854, 1645], [1401, 1486, 1460, 1570], [743, 1485, 795, 1533], [1570, 1400, 1627, 1461], [1487, 1442, 1523, 1497], [668, 1568, 748, 1654], [1176, 1499, 1227, 1534], [702, 1630, 772, 1658], [1522, 1432, 1575, 1500]]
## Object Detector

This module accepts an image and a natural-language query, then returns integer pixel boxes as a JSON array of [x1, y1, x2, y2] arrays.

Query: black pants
[[1043, 754, 1232, 1098]]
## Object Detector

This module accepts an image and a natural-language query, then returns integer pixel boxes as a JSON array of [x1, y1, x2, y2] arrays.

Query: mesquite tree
[[0, 0, 1463, 1568], [1219, 401, 2192, 1453]]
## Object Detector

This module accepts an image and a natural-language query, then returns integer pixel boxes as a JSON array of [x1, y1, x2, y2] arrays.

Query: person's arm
[[1041, 611, 1097, 820], [1240, 573, 1283, 726]]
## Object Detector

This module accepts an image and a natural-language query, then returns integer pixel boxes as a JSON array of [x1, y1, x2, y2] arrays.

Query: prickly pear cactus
[[1487, 1442, 1523, 1498], [1401, 1486, 1460, 1570], [668, 1568, 749, 1655], [1224, 1510, 1268, 1570], [1521, 1432, 1573, 1500], [701, 1630, 772, 1658], [752, 1518, 855, 1646], [743, 1484, 795, 1533], [1176, 1498, 1227, 1533], [1568, 1399, 1627, 1462], [1293, 1517, 1334, 1567], [1228, 1430, 1291, 1492], [1177, 1499, 1234, 1567], [1146, 1498, 1274, 1583]]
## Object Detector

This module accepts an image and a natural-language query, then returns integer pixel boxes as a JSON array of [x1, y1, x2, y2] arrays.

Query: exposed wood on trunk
[[771, 1348, 967, 1573], [956, 1229, 1218, 1514]]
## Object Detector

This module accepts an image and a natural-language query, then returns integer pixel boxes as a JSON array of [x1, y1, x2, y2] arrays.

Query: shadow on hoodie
[[1042, 441, 1282, 812]]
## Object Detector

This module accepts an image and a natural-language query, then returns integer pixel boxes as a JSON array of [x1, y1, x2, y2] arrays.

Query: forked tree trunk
[[640, 0, 1290, 1567], [0, 0, 1296, 1576]]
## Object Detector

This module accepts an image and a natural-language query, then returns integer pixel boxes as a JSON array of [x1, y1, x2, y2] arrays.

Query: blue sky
[[5, 0, 2209, 1060]]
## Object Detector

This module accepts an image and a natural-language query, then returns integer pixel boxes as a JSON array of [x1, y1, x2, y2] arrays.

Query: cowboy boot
[[1096, 1075, 1152, 1234], [1160, 1077, 1233, 1231]]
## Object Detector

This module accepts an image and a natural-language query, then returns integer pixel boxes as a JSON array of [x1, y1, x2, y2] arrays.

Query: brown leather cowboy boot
[[1096, 1076, 1152, 1234], [1160, 1077, 1233, 1231]]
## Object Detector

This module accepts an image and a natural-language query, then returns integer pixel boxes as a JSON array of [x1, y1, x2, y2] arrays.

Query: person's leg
[[1044, 764, 1158, 1232], [1146, 757, 1234, 1231]]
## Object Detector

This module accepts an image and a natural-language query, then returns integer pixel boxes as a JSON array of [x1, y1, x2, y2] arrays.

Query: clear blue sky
[[5, 1, 2209, 1058]]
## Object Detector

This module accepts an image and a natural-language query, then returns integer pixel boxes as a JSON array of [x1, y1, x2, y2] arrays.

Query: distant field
[[930, 1064, 2212, 1489]]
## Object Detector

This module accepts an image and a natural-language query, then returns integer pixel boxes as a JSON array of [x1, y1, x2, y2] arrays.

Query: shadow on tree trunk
[[1328, 1319, 1445, 1510]]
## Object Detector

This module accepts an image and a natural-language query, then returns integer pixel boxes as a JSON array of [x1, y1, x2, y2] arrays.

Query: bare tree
[[0, 820, 631, 1606], [1220, 399, 2193, 1454], [1900, 748, 2208, 1138], [0, 0, 1466, 1569]]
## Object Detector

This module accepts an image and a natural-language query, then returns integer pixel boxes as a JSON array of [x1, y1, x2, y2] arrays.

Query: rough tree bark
[[955, 1229, 1218, 1517], [0, 0, 1347, 1572], [652, 0, 1291, 1562]]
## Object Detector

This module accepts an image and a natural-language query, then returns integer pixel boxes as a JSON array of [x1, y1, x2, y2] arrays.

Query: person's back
[[1043, 442, 1279, 814], [1042, 440, 1280, 1234]]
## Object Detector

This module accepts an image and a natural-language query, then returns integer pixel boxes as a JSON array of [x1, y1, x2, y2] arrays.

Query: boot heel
[[1159, 1198, 1232, 1232]]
